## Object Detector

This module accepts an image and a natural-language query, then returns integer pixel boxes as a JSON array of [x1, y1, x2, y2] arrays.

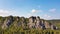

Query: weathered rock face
[[44, 21, 51, 29], [50, 24, 58, 30], [28, 16, 44, 29], [28, 16, 36, 28], [36, 16, 40, 28], [2, 16, 14, 29], [13, 17, 21, 27], [28, 16, 58, 30], [1, 16, 58, 30], [14, 17, 26, 28], [20, 17, 26, 28]]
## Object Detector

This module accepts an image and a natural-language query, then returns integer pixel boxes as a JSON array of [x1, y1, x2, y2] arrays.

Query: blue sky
[[0, 0, 60, 19]]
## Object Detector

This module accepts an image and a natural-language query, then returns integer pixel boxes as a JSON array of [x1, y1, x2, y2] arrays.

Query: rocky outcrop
[[28, 16, 45, 29], [2, 16, 14, 29], [28, 16, 58, 30], [28, 16, 36, 28], [1, 16, 58, 30]]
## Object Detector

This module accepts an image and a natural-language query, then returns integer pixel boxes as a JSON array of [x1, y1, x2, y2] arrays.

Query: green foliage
[[47, 20, 60, 28], [0, 16, 60, 34]]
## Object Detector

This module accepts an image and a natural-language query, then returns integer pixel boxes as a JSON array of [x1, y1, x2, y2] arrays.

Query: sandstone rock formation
[[2, 16, 14, 29], [28, 16, 58, 30], [1, 16, 58, 30]]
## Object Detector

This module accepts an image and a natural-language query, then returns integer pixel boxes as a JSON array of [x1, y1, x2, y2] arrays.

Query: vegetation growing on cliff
[[0, 16, 60, 34]]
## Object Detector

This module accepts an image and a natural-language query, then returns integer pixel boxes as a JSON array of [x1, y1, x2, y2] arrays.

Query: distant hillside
[[47, 19, 60, 28]]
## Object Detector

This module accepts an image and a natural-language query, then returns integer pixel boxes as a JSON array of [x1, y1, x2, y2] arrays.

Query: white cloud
[[31, 9, 43, 13], [31, 9, 36, 13], [0, 9, 16, 17], [0, 9, 9, 14], [27, 9, 43, 17], [42, 14, 51, 19], [44, 14, 51, 18], [49, 8, 56, 12]]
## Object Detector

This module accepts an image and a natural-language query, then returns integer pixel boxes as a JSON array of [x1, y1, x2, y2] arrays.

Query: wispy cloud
[[31, 9, 36, 13], [42, 14, 52, 19], [49, 8, 56, 12], [0, 9, 9, 14], [44, 14, 51, 18], [27, 9, 43, 17], [31, 9, 43, 13], [0, 9, 16, 17]]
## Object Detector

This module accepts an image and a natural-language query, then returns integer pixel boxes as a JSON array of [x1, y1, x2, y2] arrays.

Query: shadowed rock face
[[28, 16, 58, 30], [28, 16, 46, 29], [6, 16, 13, 26], [28, 16, 36, 28], [1, 16, 58, 30], [2, 16, 14, 29]]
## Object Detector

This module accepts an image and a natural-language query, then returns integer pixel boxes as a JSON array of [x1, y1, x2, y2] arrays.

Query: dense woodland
[[0, 16, 60, 34]]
